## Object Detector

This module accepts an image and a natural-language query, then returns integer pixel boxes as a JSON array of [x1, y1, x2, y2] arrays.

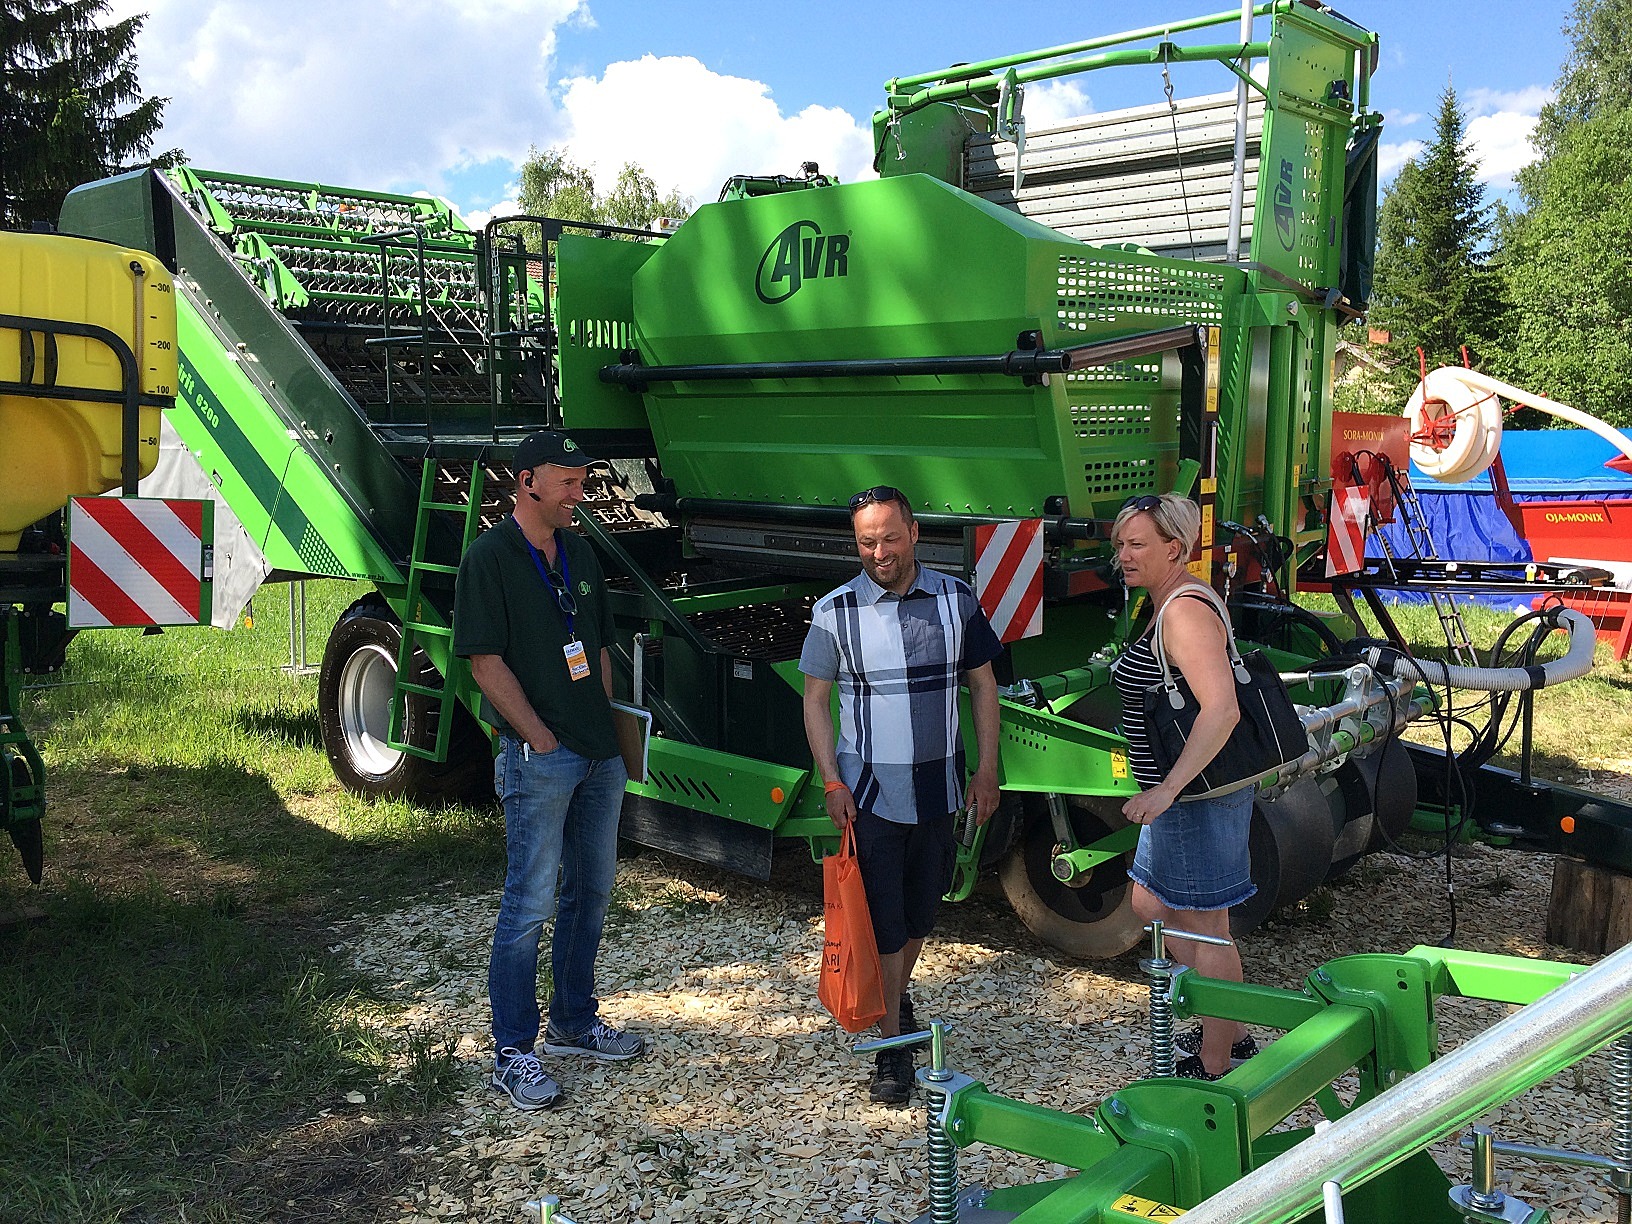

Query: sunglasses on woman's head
[[1122, 494, 1163, 512]]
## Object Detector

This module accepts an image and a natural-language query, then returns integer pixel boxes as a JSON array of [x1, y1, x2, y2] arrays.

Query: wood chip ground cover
[[334, 822, 1627, 1224]]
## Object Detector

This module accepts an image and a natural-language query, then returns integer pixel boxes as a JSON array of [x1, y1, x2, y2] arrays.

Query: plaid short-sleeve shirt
[[798, 564, 1003, 825]]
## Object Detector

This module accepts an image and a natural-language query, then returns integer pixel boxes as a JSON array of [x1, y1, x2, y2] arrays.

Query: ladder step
[[404, 622, 453, 637], [412, 561, 460, 576], [421, 501, 471, 513], [396, 680, 448, 699]]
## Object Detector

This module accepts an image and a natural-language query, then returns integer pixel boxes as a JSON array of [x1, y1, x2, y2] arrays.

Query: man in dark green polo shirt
[[454, 429, 644, 1111]]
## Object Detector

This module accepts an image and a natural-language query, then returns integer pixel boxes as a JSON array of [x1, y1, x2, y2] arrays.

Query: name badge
[[563, 639, 591, 681]]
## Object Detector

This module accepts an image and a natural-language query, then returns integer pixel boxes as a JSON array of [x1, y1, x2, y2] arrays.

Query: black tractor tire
[[317, 597, 491, 804], [999, 793, 1144, 958]]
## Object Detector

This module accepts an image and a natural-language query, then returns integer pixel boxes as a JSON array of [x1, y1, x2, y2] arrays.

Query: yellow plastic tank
[[0, 231, 177, 552]]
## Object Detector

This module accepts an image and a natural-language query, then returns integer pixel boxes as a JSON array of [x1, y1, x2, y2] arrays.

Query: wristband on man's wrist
[[824, 780, 849, 794]]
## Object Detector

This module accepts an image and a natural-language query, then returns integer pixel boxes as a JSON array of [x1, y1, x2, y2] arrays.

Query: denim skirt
[[1128, 785, 1257, 912]]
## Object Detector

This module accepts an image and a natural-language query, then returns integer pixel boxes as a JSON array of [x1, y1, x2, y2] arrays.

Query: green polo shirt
[[453, 517, 619, 761]]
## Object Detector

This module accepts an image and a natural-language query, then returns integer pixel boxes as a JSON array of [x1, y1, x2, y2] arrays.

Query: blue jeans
[[489, 738, 628, 1053]]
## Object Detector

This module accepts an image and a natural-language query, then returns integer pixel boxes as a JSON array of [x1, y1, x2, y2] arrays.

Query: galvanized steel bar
[[1457, 1134, 1620, 1173], [1178, 939, 1632, 1224], [1225, 0, 1253, 262]]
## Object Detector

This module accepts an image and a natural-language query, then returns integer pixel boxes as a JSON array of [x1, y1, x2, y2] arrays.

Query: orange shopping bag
[[818, 823, 887, 1032]]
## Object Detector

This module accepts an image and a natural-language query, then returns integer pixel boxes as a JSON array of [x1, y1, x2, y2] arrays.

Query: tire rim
[[338, 642, 402, 778]]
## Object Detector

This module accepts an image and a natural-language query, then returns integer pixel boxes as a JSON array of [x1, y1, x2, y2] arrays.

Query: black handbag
[[1141, 583, 1309, 799]]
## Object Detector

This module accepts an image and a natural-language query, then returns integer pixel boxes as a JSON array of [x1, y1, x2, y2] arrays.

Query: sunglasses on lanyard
[[542, 566, 577, 618]]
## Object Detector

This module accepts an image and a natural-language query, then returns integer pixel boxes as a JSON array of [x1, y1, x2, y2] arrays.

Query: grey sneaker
[[491, 1047, 562, 1111], [542, 1018, 646, 1061]]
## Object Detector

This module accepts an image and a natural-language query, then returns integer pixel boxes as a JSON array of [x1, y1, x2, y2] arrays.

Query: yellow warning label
[[1204, 327, 1221, 418], [1110, 750, 1128, 780], [1109, 1193, 1188, 1219]]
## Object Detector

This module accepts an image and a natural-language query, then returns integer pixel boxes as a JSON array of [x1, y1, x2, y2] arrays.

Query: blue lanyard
[[516, 518, 574, 636]]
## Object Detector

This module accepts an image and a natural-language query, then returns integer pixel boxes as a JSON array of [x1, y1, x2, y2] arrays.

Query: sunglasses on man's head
[[849, 485, 908, 513], [1122, 495, 1163, 513]]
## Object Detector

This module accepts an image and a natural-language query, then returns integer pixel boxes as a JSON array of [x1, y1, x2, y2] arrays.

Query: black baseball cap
[[513, 430, 599, 472]]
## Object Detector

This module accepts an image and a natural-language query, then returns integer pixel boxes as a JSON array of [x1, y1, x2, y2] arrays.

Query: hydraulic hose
[[1363, 608, 1597, 692]]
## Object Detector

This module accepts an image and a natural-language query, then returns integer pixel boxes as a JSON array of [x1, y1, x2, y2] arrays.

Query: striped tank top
[[1111, 587, 1225, 788]]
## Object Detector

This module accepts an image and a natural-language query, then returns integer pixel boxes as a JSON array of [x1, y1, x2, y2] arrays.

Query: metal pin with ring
[[522, 1196, 575, 1224]]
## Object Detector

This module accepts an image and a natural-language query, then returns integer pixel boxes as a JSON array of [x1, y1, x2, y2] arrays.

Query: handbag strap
[[840, 820, 858, 859], [1150, 583, 1252, 708]]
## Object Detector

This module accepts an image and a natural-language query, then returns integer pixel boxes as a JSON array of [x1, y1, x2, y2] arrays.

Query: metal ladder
[[386, 458, 486, 761], [1379, 463, 1477, 667]]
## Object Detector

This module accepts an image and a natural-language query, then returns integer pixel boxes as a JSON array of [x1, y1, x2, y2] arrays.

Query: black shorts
[[853, 809, 957, 956]]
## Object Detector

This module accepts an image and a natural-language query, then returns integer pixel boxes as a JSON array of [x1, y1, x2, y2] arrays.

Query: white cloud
[[108, 0, 585, 198], [1383, 109, 1423, 129], [1023, 80, 1093, 129], [462, 195, 522, 232], [1464, 86, 1552, 118], [1465, 85, 1550, 187], [1379, 140, 1424, 178], [1466, 110, 1541, 184], [555, 55, 875, 205]]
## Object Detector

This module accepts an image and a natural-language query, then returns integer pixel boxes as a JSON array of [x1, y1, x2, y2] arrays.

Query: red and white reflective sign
[[68, 496, 210, 629], [1325, 484, 1371, 578], [973, 518, 1044, 643]]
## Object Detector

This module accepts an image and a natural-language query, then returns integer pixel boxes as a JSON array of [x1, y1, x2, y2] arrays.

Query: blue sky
[[110, 1, 1571, 225]]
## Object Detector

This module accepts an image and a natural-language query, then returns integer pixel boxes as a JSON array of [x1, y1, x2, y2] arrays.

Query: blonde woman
[[1109, 493, 1257, 1080]]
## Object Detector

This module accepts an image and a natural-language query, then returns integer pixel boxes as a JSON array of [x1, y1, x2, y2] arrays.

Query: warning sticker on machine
[[1108, 1195, 1187, 1219], [1110, 750, 1129, 780]]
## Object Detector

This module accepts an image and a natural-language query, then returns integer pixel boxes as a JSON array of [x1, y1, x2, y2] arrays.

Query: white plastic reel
[[1403, 368, 1504, 484]]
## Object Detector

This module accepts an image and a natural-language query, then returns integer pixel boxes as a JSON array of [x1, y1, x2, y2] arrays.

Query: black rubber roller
[[1232, 777, 1338, 935]]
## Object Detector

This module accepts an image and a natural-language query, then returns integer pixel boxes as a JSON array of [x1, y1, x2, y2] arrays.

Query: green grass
[[0, 580, 502, 1220]]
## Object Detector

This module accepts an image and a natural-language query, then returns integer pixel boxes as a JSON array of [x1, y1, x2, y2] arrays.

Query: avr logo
[[755, 220, 850, 304], [1274, 159, 1296, 251]]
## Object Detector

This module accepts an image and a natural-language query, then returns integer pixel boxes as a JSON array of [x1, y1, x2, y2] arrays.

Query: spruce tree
[[0, 0, 169, 229], [1368, 84, 1498, 390]]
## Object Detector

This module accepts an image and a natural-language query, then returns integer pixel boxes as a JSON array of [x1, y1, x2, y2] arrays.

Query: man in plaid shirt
[[799, 484, 1002, 1105]]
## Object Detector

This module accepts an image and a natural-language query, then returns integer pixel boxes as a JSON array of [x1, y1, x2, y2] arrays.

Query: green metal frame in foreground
[[927, 945, 1620, 1222]]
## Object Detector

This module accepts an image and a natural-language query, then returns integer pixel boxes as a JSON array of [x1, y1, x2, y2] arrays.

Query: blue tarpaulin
[[1369, 429, 1632, 610]]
